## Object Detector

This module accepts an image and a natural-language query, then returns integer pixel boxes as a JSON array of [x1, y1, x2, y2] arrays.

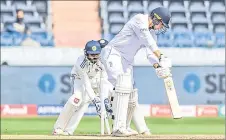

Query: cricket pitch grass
[[1, 134, 225, 139], [1, 117, 225, 140]]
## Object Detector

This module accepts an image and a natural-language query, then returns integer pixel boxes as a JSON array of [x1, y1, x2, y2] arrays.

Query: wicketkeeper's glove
[[104, 98, 113, 117], [92, 97, 101, 116]]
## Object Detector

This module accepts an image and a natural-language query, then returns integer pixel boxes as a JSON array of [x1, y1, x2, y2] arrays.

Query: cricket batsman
[[52, 39, 113, 135], [101, 7, 173, 136]]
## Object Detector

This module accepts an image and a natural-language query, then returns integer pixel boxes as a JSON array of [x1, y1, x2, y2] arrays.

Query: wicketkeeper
[[52, 39, 113, 135]]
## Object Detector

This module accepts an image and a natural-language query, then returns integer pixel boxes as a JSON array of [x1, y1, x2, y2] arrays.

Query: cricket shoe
[[126, 127, 138, 136], [52, 128, 70, 136], [112, 128, 134, 137], [140, 130, 151, 136]]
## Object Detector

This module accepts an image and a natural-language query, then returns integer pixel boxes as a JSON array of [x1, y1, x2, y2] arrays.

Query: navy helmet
[[84, 40, 102, 55], [150, 7, 171, 34], [98, 39, 109, 48]]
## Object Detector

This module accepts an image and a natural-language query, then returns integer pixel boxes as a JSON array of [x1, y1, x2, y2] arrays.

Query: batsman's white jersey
[[53, 55, 112, 135], [101, 14, 160, 85]]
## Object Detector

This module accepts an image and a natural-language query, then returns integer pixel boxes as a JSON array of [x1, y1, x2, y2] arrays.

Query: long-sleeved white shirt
[[108, 14, 160, 64], [71, 55, 110, 100]]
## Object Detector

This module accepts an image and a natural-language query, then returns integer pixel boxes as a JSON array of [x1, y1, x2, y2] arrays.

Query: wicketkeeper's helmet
[[84, 40, 102, 55]]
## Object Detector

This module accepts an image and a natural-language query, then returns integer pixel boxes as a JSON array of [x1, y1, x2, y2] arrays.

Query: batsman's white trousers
[[101, 46, 134, 85], [101, 46, 149, 133]]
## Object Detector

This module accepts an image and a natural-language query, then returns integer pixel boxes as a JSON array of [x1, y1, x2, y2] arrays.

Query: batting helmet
[[150, 7, 171, 34], [98, 39, 109, 48]]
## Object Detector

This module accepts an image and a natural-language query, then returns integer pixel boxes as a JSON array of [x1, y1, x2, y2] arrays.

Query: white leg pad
[[133, 103, 150, 134], [53, 93, 82, 133], [112, 70, 133, 132], [112, 91, 130, 132], [126, 88, 138, 128], [64, 102, 89, 135]]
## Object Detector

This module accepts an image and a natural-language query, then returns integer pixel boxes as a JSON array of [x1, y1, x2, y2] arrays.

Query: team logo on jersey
[[92, 46, 97, 51]]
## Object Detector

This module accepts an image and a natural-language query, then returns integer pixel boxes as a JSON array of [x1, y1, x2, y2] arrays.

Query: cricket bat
[[164, 76, 182, 119]]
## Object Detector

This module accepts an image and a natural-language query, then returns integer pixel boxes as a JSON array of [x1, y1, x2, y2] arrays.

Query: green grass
[[1, 117, 225, 135]]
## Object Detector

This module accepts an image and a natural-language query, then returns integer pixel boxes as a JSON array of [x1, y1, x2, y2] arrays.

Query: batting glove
[[92, 97, 101, 116], [159, 54, 172, 68], [155, 67, 172, 79]]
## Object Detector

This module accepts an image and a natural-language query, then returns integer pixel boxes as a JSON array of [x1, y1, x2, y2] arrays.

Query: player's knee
[[115, 70, 133, 94]]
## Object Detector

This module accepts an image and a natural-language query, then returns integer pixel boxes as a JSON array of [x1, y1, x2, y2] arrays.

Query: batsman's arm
[[144, 42, 172, 68], [147, 55, 164, 71], [145, 47, 160, 65], [145, 48, 172, 78], [132, 14, 160, 53]]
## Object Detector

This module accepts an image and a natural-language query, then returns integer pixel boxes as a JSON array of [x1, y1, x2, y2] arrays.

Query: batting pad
[[112, 71, 133, 132], [53, 94, 82, 133], [112, 91, 130, 132], [133, 103, 150, 133], [64, 103, 89, 134], [126, 88, 138, 128]]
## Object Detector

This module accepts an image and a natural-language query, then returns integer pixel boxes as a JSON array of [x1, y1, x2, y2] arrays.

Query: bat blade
[[164, 76, 182, 119]]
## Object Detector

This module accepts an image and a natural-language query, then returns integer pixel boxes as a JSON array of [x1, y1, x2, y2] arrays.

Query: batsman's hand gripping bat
[[164, 76, 182, 119]]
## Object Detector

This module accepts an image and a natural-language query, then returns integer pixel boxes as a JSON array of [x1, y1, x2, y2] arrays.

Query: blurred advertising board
[[196, 105, 218, 117], [218, 105, 225, 117], [84, 105, 98, 116], [150, 105, 196, 117], [0, 104, 224, 117], [1, 104, 37, 117], [1, 66, 225, 105], [150, 105, 172, 117], [150, 105, 220, 118], [37, 105, 97, 116], [37, 105, 64, 116]]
